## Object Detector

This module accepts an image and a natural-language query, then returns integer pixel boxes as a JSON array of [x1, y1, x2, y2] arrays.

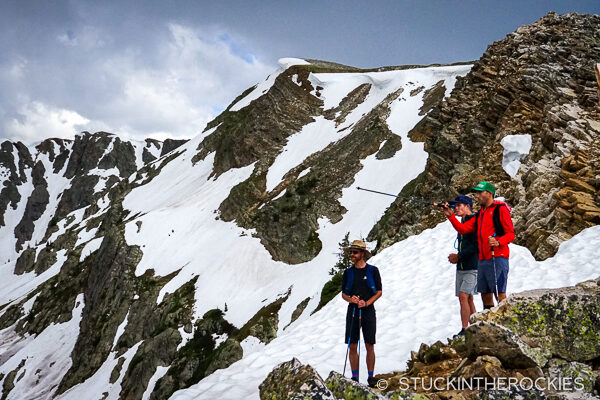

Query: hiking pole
[[343, 305, 356, 377], [357, 307, 362, 381], [490, 234, 499, 304], [356, 187, 455, 207]]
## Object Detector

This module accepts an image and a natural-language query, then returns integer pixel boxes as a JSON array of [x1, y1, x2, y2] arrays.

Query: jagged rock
[[259, 358, 336, 400], [457, 355, 507, 380], [325, 371, 385, 399], [284, 297, 311, 330], [544, 359, 599, 394], [419, 340, 459, 364], [13, 247, 36, 275], [420, 81, 446, 116], [471, 277, 600, 363], [149, 308, 241, 400], [0, 141, 33, 227], [204, 338, 243, 376], [376, 135, 403, 160], [465, 322, 550, 369]]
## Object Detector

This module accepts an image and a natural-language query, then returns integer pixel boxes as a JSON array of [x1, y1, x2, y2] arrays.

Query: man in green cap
[[441, 182, 515, 309]]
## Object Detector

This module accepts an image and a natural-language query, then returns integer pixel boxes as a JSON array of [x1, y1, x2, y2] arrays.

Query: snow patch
[[112, 310, 130, 350], [141, 366, 169, 400], [500, 134, 532, 177], [212, 333, 228, 347], [0, 294, 85, 400], [80, 237, 103, 261]]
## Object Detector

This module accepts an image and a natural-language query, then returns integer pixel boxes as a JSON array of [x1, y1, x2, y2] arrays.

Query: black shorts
[[345, 305, 376, 344]]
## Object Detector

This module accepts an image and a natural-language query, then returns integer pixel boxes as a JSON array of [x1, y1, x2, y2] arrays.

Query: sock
[[368, 370, 374, 378], [484, 304, 493, 310], [352, 369, 359, 379]]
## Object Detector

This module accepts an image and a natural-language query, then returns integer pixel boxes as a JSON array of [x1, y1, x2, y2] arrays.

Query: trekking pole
[[342, 305, 356, 377], [356, 187, 442, 207], [490, 234, 499, 304], [357, 307, 362, 381]]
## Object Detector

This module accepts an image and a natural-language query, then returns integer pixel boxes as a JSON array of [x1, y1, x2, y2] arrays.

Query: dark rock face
[[192, 65, 323, 177], [14, 160, 49, 251], [0, 141, 33, 227], [55, 204, 143, 394], [54, 174, 100, 221], [419, 80, 446, 116], [370, 12, 600, 260], [150, 308, 241, 400], [64, 132, 114, 179], [13, 247, 36, 275], [97, 137, 138, 178], [217, 72, 405, 263], [160, 139, 188, 157]]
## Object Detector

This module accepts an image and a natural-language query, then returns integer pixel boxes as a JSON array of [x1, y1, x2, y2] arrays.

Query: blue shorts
[[477, 257, 509, 294]]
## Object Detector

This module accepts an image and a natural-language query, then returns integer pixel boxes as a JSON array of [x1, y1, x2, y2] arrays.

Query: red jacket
[[447, 201, 515, 260]]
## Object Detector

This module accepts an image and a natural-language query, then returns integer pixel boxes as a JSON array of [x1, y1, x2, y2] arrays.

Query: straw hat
[[343, 240, 372, 260]]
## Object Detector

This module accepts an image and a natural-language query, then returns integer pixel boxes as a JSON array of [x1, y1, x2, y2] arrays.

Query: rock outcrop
[[471, 277, 600, 363], [370, 12, 600, 261], [259, 277, 600, 399]]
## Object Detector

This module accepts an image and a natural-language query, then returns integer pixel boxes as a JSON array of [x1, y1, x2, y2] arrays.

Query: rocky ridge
[[370, 12, 600, 261]]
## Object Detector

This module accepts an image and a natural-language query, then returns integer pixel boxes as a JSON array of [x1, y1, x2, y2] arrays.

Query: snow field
[[173, 223, 600, 400]]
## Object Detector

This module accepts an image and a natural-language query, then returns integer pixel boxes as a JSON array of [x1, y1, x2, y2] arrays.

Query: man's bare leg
[[458, 292, 472, 329], [365, 343, 375, 372], [349, 343, 358, 371], [482, 293, 495, 308]]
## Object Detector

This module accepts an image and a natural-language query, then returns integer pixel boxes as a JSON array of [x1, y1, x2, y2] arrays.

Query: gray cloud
[[0, 2, 274, 143], [1, 0, 597, 144]]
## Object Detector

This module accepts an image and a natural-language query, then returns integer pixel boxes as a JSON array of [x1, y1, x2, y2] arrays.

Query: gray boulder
[[259, 358, 336, 400], [465, 322, 551, 369]]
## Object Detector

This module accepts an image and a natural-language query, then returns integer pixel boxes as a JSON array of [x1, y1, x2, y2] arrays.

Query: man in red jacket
[[442, 182, 515, 309]]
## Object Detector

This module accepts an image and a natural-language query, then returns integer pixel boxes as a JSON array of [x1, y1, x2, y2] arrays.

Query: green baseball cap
[[473, 181, 496, 195]]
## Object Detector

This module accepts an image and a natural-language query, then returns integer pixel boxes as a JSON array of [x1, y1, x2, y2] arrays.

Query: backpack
[[343, 264, 377, 296], [475, 203, 507, 237]]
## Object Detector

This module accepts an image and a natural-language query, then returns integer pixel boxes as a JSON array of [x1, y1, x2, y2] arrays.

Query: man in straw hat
[[341, 240, 382, 387]]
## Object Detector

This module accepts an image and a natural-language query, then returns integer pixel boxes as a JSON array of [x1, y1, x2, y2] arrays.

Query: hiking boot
[[351, 376, 359, 382], [452, 328, 465, 340], [367, 376, 378, 388]]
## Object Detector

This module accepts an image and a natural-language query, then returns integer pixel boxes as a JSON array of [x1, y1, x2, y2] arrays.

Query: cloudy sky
[[0, 1, 597, 144]]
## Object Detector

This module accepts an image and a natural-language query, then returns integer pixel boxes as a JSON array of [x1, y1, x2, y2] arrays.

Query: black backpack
[[474, 203, 507, 237]]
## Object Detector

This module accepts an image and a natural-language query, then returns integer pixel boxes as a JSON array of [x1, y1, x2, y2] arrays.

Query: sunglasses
[[349, 250, 362, 255]]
